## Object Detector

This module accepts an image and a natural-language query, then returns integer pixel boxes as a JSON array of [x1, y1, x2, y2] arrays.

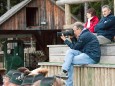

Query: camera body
[[57, 29, 74, 37]]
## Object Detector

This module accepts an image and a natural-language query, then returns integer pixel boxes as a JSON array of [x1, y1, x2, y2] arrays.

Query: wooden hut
[[0, 0, 77, 62]]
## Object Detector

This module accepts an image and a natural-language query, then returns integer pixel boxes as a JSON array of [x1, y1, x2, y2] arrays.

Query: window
[[26, 7, 38, 27]]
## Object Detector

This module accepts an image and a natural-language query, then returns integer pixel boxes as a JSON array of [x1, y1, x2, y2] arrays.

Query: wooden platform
[[38, 62, 115, 86], [38, 43, 115, 86], [47, 43, 115, 64]]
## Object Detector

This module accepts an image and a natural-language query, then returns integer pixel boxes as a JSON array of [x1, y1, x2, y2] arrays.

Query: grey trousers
[[94, 34, 111, 44], [97, 35, 111, 44]]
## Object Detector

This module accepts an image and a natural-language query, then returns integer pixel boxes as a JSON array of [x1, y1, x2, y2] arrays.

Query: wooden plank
[[48, 44, 115, 64], [49, 55, 64, 62], [49, 47, 70, 55], [100, 56, 115, 64], [38, 64, 115, 86], [38, 62, 115, 68], [56, 0, 101, 5], [74, 67, 77, 86], [49, 55, 115, 64], [101, 44, 115, 55], [48, 44, 115, 56]]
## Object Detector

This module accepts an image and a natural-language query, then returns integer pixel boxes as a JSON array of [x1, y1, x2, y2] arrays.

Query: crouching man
[[60, 22, 101, 86]]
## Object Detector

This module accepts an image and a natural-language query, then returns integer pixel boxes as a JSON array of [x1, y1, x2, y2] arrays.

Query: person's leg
[[62, 49, 81, 71], [72, 53, 96, 64], [96, 35, 111, 44], [65, 52, 96, 86], [65, 65, 74, 86], [61, 49, 81, 86]]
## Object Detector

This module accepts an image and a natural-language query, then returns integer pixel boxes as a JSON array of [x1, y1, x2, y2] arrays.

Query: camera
[[57, 29, 74, 37]]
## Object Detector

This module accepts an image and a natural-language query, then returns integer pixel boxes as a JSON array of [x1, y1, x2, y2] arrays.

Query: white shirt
[[86, 17, 93, 28]]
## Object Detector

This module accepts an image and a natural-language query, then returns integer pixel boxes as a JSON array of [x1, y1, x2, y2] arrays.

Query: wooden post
[[101, 0, 104, 17], [65, 4, 71, 25], [7, 0, 10, 10], [114, 0, 115, 16], [63, 4, 71, 29], [84, 2, 88, 22]]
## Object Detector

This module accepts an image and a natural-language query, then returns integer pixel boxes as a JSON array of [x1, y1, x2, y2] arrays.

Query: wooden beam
[[65, 4, 71, 25], [64, 4, 71, 29], [114, 0, 115, 16], [0, 34, 32, 38], [84, 3, 88, 22], [56, 0, 101, 5], [7, 0, 11, 10]]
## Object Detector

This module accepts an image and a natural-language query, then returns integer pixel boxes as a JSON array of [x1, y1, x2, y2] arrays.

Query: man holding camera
[[60, 22, 101, 86]]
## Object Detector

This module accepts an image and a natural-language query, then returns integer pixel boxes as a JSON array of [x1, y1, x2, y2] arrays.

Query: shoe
[[56, 71, 68, 80]]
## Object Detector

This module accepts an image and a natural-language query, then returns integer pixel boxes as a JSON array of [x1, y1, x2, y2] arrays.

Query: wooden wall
[[39, 63, 115, 86], [0, 9, 26, 30], [0, 0, 76, 61], [0, 0, 76, 30]]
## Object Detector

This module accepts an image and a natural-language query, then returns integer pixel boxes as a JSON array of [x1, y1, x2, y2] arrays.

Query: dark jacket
[[84, 16, 99, 33], [94, 14, 115, 41], [64, 29, 101, 63]]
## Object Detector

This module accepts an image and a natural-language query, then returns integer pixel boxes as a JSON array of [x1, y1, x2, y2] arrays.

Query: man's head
[[9, 72, 23, 86], [3, 70, 18, 86], [102, 5, 111, 17], [73, 22, 84, 38]]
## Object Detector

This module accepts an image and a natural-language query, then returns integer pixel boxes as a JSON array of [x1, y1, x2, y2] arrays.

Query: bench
[[47, 44, 115, 64], [38, 62, 115, 86], [38, 43, 115, 86]]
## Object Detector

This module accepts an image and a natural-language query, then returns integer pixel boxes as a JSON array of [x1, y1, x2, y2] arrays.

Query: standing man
[[95, 5, 115, 44], [60, 22, 101, 86]]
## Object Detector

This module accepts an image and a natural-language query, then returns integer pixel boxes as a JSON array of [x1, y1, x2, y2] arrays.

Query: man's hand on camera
[[60, 34, 66, 41]]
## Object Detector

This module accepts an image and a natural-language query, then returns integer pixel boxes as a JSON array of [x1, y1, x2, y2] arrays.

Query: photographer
[[59, 22, 101, 86]]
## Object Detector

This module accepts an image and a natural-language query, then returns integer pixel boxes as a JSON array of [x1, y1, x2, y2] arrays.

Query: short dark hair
[[87, 8, 96, 16], [73, 22, 84, 30]]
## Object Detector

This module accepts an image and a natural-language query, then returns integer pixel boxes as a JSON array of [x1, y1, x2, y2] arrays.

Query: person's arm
[[64, 38, 83, 50], [61, 34, 87, 50], [94, 18, 105, 32], [95, 16, 115, 32], [90, 18, 99, 32], [103, 16, 115, 30]]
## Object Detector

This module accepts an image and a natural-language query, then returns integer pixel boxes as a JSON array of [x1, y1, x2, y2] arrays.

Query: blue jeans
[[62, 49, 96, 86]]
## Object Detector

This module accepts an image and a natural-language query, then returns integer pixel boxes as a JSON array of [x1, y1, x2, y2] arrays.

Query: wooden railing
[[38, 62, 115, 86]]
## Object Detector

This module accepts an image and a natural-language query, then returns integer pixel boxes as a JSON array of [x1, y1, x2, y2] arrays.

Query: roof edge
[[0, 0, 32, 25]]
